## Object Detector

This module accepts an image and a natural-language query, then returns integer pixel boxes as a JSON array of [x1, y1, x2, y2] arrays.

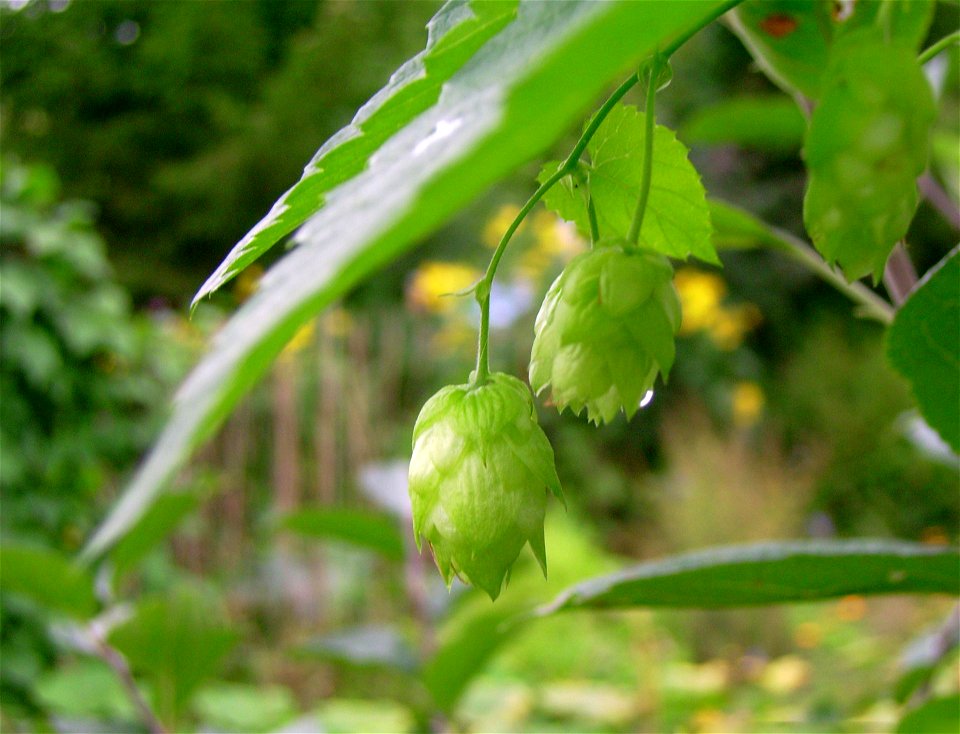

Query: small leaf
[[803, 28, 935, 282], [542, 107, 717, 263], [0, 544, 97, 619], [681, 95, 806, 152], [276, 507, 405, 560], [707, 199, 782, 251], [537, 540, 959, 613], [887, 248, 960, 453], [109, 491, 202, 577]]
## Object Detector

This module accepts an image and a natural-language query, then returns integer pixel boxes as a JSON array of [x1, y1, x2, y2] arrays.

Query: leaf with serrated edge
[[541, 108, 717, 263], [85, 1, 734, 559], [887, 248, 960, 453]]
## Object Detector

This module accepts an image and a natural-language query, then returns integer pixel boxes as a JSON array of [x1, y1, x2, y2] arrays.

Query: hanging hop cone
[[529, 238, 681, 424], [408, 372, 563, 600]]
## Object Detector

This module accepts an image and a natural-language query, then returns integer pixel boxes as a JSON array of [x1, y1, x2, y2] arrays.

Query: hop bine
[[530, 238, 681, 425], [408, 373, 563, 600]]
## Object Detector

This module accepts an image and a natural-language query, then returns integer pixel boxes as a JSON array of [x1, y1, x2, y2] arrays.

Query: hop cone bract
[[408, 373, 563, 600], [530, 239, 681, 424]]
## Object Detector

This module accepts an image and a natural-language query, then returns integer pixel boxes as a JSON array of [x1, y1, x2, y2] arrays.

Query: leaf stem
[[472, 0, 746, 383], [919, 30, 960, 65], [586, 194, 600, 242], [627, 51, 662, 247]]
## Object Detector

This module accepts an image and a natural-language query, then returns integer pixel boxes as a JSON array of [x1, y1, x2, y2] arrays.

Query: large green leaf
[[537, 540, 960, 613], [541, 108, 717, 263], [277, 507, 405, 560], [84, 1, 736, 559], [887, 248, 960, 453], [0, 544, 97, 618], [728, 0, 934, 100], [896, 695, 960, 734], [803, 28, 935, 282], [191, 0, 519, 306]]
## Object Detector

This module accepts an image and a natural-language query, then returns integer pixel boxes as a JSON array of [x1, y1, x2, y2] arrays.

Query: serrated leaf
[[728, 0, 934, 100], [84, 1, 735, 559], [541, 108, 717, 263], [192, 0, 519, 307], [803, 29, 935, 282], [537, 540, 959, 613], [887, 248, 960, 453]]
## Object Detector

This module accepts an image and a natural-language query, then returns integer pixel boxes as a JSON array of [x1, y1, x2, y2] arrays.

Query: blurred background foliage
[[1, 0, 958, 732]]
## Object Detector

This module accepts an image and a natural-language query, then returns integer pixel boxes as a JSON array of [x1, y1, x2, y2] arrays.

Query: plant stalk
[[918, 30, 960, 65], [627, 51, 662, 247]]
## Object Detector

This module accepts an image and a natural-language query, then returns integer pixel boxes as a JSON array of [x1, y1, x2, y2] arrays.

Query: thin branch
[[882, 243, 919, 306], [92, 634, 167, 734], [918, 172, 960, 230]]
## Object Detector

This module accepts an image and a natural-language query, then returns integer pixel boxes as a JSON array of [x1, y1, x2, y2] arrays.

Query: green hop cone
[[530, 238, 681, 424], [408, 372, 563, 600]]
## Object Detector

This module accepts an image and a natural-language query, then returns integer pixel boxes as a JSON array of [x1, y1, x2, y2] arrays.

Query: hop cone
[[530, 238, 681, 424], [408, 373, 563, 600]]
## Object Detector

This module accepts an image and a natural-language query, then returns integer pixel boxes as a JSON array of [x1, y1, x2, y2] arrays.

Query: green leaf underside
[[0, 544, 97, 618], [537, 540, 959, 613], [541, 108, 717, 264], [85, 1, 734, 559], [277, 508, 405, 560], [728, 0, 933, 100], [681, 95, 806, 151], [887, 248, 960, 453], [803, 28, 935, 282], [192, 0, 520, 307]]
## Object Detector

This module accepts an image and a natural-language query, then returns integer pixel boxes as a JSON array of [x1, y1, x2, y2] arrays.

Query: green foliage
[[108, 585, 239, 727], [409, 373, 561, 599], [278, 507, 405, 560], [0, 545, 97, 619], [887, 248, 960, 452], [803, 29, 936, 281], [530, 242, 680, 424], [192, 683, 298, 733], [681, 94, 805, 151], [539, 540, 959, 612], [541, 108, 717, 263], [896, 694, 960, 733], [84, 0, 729, 560], [728, 0, 934, 99]]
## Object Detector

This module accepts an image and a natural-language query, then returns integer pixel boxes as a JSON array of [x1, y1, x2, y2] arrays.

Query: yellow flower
[[519, 211, 584, 279], [710, 304, 762, 350], [407, 261, 481, 313], [731, 381, 764, 427], [281, 320, 316, 359], [675, 268, 726, 334], [482, 204, 524, 248]]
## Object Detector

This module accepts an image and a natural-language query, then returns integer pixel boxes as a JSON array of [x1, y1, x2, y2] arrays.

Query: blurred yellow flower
[[281, 320, 316, 359], [794, 621, 822, 650], [322, 307, 354, 338], [836, 594, 867, 622], [519, 211, 583, 279], [407, 261, 481, 313], [234, 263, 264, 303], [732, 381, 765, 427], [674, 268, 761, 349], [760, 655, 810, 694], [482, 203, 524, 248], [710, 303, 762, 350], [675, 268, 726, 334]]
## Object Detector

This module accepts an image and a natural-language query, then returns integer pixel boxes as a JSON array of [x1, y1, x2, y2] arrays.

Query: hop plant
[[530, 238, 681, 424], [408, 372, 563, 600]]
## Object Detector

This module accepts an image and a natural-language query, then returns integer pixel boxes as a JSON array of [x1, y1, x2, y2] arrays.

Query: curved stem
[[627, 52, 662, 246], [472, 0, 747, 383], [919, 30, 960, 65]]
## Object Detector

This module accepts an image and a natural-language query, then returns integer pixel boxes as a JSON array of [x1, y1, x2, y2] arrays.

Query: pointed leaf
[[85, 1, 736, 559], [0, 544, 97, 618], [537, 540, 960, 613], [276, 507, 405, 560], [886, 248, 960, 452]]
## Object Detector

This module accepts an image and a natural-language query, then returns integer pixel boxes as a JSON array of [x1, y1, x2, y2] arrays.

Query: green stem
[[919, 31, 960, 65], [760, 224, 895, 325], [472, 0, 747, 383], [627, 51, 661, 247], [586, 194, 600, 242]]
